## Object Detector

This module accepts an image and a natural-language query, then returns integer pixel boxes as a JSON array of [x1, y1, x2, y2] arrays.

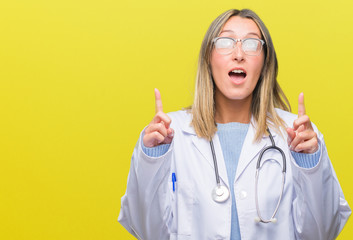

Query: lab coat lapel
[[190, 134, 230, 188], [211, 133, 229, 188], [234, 120, 269, 183], [182, 121, 229, 188]]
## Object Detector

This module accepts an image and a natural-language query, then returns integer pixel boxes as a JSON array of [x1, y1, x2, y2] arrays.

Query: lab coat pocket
[[242, 209, 294, 240], [169, 180, 194, 237], [168, 181, 178, 234]]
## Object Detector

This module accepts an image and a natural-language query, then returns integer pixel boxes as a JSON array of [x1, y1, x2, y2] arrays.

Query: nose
[[232, 42, 244, 62]]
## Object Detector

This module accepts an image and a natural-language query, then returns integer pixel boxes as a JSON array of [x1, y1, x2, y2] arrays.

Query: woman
[[118, 9, 351, 239]]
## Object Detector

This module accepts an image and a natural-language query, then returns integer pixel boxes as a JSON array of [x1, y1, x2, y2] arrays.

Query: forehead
[[220, 16, 261, 38]]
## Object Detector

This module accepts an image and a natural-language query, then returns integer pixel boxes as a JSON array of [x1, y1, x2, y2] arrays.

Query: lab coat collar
[[180, 112, 277, 138], [180, 116, 196, 135]]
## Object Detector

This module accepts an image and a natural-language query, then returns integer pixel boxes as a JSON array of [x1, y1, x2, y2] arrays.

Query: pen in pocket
[[172, 172, 177, 192]]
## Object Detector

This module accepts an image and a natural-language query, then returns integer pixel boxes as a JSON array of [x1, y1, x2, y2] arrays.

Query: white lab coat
[[118, 109, 351, 240]]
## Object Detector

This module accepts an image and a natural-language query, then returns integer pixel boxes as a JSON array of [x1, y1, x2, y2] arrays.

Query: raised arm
[[118, 89, 175, 239]]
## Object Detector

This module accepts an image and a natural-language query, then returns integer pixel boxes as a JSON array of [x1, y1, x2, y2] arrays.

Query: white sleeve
[[291, 133, 351, 239], [118, 130, 173, 240]]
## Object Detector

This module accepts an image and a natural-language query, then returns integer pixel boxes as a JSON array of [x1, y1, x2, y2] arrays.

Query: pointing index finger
[[155, 88, 163, 113], [298, 92, 306, 117]]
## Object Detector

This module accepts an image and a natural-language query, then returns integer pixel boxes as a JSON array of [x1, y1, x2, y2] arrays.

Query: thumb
[[298, 92, 306, 117], [167, 128, 174, 137]]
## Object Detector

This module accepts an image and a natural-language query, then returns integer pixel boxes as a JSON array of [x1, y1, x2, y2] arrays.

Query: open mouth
[[228, 69, 247, 83], [228, 69, 246, 84]]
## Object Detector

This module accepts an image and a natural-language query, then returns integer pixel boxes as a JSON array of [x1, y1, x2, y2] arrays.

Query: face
[[210, 16, 265, 104]]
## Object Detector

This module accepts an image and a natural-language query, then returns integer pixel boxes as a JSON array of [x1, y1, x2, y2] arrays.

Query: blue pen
[[172, 173, 177, 192]]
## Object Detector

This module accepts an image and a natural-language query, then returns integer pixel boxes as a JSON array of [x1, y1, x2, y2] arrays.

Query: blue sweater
[[142, 124, 320, 239], [217, 122, 249, 239]]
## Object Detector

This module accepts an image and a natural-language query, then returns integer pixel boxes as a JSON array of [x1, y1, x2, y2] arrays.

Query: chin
[[224, 89, 252, 101]]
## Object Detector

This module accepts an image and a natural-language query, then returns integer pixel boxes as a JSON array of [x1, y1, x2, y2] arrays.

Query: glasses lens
[[215, 38, 234, 55], [242, 39, 262, 56]]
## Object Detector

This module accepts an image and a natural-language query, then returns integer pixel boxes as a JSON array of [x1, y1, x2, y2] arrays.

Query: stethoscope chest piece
[[212, 184, 230, 203]]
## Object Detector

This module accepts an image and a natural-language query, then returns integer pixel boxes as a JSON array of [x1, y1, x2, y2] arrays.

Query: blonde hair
[[191, 9, 291, 141]]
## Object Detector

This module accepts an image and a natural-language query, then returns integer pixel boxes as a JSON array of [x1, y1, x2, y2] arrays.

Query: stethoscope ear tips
[[254, 217, 261, 223], [271, 218, 277, 223]]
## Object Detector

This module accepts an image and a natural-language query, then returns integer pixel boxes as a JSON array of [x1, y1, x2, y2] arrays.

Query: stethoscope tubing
[[255, 170, 285, 223], [210, 140, 221, 186], [210, 128, 287, 223]]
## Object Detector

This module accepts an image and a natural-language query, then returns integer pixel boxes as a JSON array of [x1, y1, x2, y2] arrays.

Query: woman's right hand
[[143, 88, 174, 148]]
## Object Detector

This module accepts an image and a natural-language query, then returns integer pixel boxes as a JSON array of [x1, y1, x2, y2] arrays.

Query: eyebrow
[[220, 30, 261, 38]]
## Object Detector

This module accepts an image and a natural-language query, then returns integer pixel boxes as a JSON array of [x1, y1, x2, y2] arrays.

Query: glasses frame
[[213, 37, 265, 56]]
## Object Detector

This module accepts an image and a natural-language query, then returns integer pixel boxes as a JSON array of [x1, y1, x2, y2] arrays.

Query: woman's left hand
[[286, 93, 319, 154]]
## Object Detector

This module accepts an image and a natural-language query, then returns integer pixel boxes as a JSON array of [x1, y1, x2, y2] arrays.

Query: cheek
[[251, 57, 265, 77], [258, 55, 265, 72], [210, 54, 227, 78]]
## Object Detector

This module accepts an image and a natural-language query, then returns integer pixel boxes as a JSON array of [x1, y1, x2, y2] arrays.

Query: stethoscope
[[210, 128, 286, 224]]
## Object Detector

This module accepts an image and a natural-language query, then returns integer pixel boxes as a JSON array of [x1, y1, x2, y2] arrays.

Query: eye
[[216, 38, 233, 49], [242, 39, 259, 51]]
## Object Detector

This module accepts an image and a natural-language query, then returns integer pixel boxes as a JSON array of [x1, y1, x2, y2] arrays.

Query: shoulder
[[275, 108, 297, 126], [167, 109, 193, 132], [167, 109, 191, 122], [167, 109, 191, 121]]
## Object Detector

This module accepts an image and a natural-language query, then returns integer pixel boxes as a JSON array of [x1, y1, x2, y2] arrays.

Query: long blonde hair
[[191, 9, 291, 141]]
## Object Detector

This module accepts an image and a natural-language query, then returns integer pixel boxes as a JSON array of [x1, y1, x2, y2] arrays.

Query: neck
[[214, 92, 252, 124]]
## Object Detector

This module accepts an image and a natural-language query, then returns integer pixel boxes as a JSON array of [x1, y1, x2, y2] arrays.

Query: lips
[[228, 68, 247, 84]]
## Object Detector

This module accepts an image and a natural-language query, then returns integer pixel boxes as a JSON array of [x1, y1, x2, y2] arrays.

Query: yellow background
[[0, 0, 352, 239]]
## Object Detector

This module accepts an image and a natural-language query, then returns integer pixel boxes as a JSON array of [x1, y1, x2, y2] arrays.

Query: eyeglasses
[[213, 37, 265, 56]]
